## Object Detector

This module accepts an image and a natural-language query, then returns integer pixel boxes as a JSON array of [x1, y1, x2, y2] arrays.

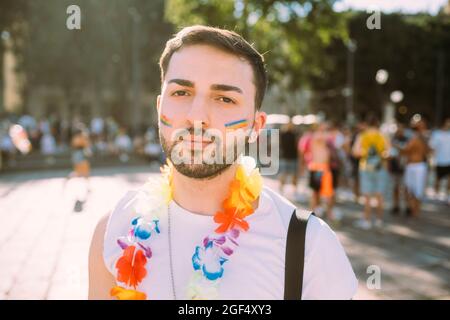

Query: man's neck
[[171, 163, 239, 216]]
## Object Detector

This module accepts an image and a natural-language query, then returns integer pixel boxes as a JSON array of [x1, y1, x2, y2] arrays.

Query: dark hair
[[159, 25, 267, 110], [365, 113, 380, 127]]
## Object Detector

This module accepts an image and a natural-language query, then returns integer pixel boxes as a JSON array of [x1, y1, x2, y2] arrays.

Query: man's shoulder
[[104, 188, 145, 236], [261, 185, 296, 230], [260, 186, 327, 237], [262, 185, 341, 248]]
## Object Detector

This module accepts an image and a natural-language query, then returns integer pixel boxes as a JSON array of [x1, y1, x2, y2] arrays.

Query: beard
[[159, 128, 249, 180]]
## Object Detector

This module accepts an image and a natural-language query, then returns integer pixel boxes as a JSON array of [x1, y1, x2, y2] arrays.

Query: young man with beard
[[88, 25, 357, 300]]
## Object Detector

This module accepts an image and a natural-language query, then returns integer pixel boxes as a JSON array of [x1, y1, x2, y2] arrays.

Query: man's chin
[[172, 162, 232, 180]]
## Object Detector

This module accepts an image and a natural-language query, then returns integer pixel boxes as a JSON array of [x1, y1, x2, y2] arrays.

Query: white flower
[[238, 156, 256, 176], [187, 271, 220, 300]]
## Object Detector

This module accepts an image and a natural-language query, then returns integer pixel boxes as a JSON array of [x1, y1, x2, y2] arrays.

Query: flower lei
[[110, 156, 262, 300]]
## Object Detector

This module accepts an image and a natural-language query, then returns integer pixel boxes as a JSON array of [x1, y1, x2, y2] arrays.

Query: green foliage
[[310, 12, 450, 123], [165, 0, 348, 90]]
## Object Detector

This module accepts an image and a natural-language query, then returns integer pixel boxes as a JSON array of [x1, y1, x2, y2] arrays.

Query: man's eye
[[172, 90, 189, 96], [218, 97, 235, 104]]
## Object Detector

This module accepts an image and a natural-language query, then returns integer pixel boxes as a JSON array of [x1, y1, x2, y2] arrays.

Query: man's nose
[[186, 95, 209, 128]]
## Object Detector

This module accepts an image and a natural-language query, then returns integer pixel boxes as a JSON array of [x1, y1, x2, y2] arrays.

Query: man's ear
[[156, 95, 161, 113], [249, 111, 267, 143]]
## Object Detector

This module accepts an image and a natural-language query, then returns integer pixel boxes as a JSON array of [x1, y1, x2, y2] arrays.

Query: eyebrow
[[167, 79, 243, 94], [168, 79, 194, 87], [211, 84, 243, 94]]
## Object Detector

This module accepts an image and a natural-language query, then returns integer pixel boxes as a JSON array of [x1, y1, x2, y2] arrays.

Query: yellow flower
[[110, 286, 147, 300]]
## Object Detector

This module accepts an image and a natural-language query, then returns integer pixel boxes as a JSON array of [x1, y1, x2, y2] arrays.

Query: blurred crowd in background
[[275, 114, 450, 228], [0, 113, 164, 169]]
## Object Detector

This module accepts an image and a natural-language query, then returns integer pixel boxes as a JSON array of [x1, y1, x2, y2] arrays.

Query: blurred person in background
[[18, 113, 37, 134], [40, 129, 57, 165], [19, 113, 40, 151], [429, 118, 450, 201], [278, 120, 300, 196], [340, 126, 354, 190], [352, 115, 390, 230], [401, 118, 431, 217], [388, 123, 410, 215], [94, 133, 109, 157], [327, 122, 345, 220], [349, 121, 367, 201], [300, 122, 338, 223], [106, 117, 119, 145], [65, 124, 92, 212], [144, 126, 164, 164], [133, 129, 146, 157], [0, 120, 16, 169], [90, 116, 105, 154], [114, 127, 133, 163], [68, 125, 92, 181], [91, 117, 105, 138], [39, 117, 51, 137]]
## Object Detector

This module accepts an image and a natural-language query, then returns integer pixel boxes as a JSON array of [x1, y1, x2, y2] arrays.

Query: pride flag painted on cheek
[[160, 114, 172, 127], [224, 119, 247, 131]]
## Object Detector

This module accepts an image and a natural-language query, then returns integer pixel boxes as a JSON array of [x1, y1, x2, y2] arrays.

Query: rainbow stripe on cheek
[[160, 114, 172, 128], [225, 119, 248, 131]]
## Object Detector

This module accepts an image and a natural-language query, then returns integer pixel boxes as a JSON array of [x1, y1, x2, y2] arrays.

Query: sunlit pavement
[[0, 165, 448, 300]]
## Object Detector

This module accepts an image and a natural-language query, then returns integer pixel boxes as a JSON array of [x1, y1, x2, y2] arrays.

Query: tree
[[11, 0, 172, 126], [165, 0, 347, 95], [310, 12, 450, 123]]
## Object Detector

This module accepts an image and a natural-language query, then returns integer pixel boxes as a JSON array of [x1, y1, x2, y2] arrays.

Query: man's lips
[[179, 137, 213, 148]]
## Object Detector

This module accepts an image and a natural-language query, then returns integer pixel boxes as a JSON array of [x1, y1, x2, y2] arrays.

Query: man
[[429, 118, 450, 200], [401, 118, 431, 217], [65, 124, 92, 212], [278, 120, 299, 196], [299, 122, 339, 223], [352, 115, 389, 230], [389, 123, 410, 215], [89, 26, 357, 300], [349, 121, 367, 200]]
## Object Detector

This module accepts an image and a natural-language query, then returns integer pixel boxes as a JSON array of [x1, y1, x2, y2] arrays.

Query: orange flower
[[115, 245, 147, 288], [110, 286, 147, 300], [215, 165, 263, 233], [214, 208, 250, 234], [222, 180, 253, 217]]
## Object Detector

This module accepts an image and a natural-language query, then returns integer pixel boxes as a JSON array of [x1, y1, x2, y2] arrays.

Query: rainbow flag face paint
[[224, 119, 247, 131], [160, 114, 172, 127]]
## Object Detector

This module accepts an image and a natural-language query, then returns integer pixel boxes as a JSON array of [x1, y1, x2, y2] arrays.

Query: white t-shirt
[[103, 185, 358, 300], [430, 130, 450, 166]]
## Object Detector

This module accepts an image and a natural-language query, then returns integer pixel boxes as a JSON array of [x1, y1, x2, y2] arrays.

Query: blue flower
[[192, 245, 228, 281], [131, 217, 160, 241], [135, 223, 152, 240]]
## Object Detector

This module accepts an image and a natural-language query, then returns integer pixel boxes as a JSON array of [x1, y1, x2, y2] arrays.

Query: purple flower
[[138, 242, 152, 258], [117, 238, 128, 250]]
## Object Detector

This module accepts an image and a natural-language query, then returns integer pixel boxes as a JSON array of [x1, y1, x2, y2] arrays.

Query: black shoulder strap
[[284, 208, 314, 300]]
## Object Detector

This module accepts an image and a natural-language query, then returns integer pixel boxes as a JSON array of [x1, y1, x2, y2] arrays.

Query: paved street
[[0, 165, 448, 300]]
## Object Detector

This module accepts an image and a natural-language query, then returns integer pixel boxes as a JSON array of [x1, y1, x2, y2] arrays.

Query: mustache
[[172, 127, 220, 144]]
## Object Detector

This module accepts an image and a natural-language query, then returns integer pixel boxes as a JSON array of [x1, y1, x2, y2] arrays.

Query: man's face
[[157, 44, 265, 179]]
